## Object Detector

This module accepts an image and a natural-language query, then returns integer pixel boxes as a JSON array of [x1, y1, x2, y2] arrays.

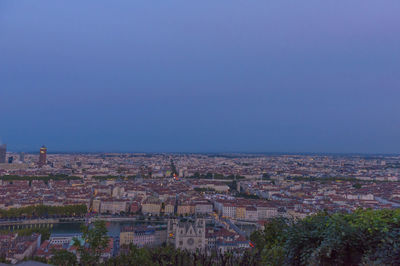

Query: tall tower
[[0, 144, 6, 164], [38, 145, 47, 167]]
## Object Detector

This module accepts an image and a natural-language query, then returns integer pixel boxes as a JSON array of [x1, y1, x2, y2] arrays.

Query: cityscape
[[2, 0, 400, 265], [1, 144, 400, 264]]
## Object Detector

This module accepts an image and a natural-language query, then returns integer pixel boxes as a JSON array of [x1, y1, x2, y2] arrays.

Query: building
[[235, 206, 246, 220], [94, 185, 112, 196], [194, 201, 213, 215], [142, 198, 162, 215], [100, 200, 128, 214], [257, 205, 278, 220], [101, 238, 114, 261], [49, 233, 82, 245], [167, 218, 206, 252], [112, 186, 125, 199], [92, 199, 101, 213], [245, 207, 258, 221], [222, 204, 236, 218], [177, 203, 193, 216], [206, 228, 250, 254], [120, 226, 156, 247], [0, 144, 6, 164], [39, 145, 47, 167], [163, 199, 175, 215], [0, 233, 41, 264], [129, 201, 141, 214]]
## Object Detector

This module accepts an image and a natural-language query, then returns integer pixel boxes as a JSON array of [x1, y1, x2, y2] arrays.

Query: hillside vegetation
[[250, 209, 400, 265]]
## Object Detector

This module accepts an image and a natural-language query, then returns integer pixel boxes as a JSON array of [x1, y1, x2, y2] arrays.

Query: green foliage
[[353, 183, 362, 189], [30, 256, 50, 264], [105, 244, 150, 265], [0, 228, 50, 240], [250, 217, 289, 265], [0, 174, 80, 182], [226, 174, 245, 180], [104, 244, 252, 266], [50, 249, 78, 266], [205, 172, 213, 179], [236, 192, 261, 199], [0, 257, 10, 263], [0, 204, 87, 218], [74, 220, 110, 265], [187, 173, 245, 180], [16, 228, 50, 243], [194, 187, 215, 192], [362, 228, 400, 265], [250, 209, 400, 266], [288, 176, 387, 183], [92, 175, 137, 180], [262, 173, 271, 180]]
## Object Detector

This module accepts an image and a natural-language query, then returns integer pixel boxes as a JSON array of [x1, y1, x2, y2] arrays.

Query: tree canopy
[[0, 204, 87, 218], [250, 209, 400, 265], [73, 220, 110, 265], [0, 174, 81, 182]]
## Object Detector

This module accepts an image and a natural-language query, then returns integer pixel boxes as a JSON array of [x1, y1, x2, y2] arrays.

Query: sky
[[0, 1, 399, 153]]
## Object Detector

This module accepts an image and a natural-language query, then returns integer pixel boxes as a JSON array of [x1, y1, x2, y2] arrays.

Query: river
[[51, 220, 167, 238]]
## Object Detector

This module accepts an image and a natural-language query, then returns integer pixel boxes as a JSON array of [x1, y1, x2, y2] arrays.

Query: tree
[[262, 173, 270, 180], [0, 257, 10, 264], [50, 249, 77, 266], [249, 217, 289, 265], [74, 220, 109, 265], [214, 173, 224, 179], [104, 244, 151, 265], [0, 204, 87, 219], [282, 209, 400, 265], [11, 228, 51, 244]]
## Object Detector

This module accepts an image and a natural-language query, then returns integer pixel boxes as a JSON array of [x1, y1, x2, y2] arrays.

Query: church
[[167, 218, 206, 252]]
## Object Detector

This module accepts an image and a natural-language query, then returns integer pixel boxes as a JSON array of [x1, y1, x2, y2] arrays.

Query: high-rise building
[[38, 145, 47, 167], [8, 156, 13, 164], [20, 152, 25, 163], [0, 144, 6, 164]]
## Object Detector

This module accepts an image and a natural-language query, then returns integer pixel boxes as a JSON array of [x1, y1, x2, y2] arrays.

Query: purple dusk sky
[[0, 1, 399, 153]]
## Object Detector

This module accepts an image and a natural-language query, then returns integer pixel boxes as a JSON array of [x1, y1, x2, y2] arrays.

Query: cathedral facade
[[167, 218, 206, 252]]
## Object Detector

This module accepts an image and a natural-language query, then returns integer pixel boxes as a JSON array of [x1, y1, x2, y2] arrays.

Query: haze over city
[[1, 0, 400, 154]]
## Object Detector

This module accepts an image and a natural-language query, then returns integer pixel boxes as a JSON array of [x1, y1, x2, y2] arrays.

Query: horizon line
[[4, 150, 400, 156]]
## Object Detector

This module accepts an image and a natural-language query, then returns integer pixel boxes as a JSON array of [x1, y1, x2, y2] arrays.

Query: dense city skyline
[[1, 151, 400, 264], [2, 0, 400, 153]]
